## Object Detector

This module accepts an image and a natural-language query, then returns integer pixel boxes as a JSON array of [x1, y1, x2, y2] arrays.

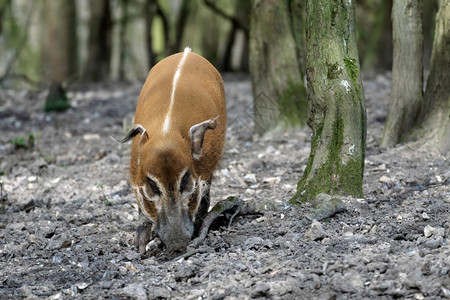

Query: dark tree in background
[[144, 0, 158, 69], [291, 0, 366, 208], [42, 0, 78, 111], [381, 0, 423, 148], [415, 0, 450, 156], [356, 0, 393, 71], [118, 0, 129, 81], [250, 0, 307, 135], [84, 0, 112, 81]]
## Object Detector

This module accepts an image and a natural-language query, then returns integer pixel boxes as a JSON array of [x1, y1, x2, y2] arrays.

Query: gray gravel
[[0, 73, 449, 299]]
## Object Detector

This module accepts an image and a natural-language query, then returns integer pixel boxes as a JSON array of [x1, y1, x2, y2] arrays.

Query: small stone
[[304, 220, 327, 241], [424, 225, 445, 238], [122, 283, 147, 300], [27, 176, 37, 182], [263, 176, 281, 184], [244, 173, 257, 184], [49, 292, 63, 300], [245, 188, 255, 195], [46, 234, 72, 250], [442, 287, 450, 297], [76, 282, 90, 290], [244, 237, 265, 250], [251, 283, 271, 298], [379, 175, 394, 185], [83, 133, 101, 141], [421, 212, 430, 220]]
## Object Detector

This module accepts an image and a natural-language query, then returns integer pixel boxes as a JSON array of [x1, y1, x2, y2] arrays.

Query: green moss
[[291, 110, 363, 204], [44, 97, 70, 112], [44, 84, 70, 112], [278, 81, 308, 126], [327, 62, 341, 79], [11, 133, 35, 149], [344, 57, 358, 84]]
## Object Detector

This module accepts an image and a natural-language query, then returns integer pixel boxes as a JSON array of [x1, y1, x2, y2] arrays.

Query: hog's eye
[[180, 171, 191, 193], [147, 178, 160, 196]]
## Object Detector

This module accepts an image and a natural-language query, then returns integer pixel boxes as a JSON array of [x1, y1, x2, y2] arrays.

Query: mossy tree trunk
[[249, 0, 307, 135], [84, 0, 112, 81], [415, 0, 450, 156], [380, 0, 423, 148], [290, 0, 366, 204], [43, 0, 77, 112]]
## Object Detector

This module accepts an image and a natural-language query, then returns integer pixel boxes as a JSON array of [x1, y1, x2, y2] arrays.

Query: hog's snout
[[156, 207, 194, 253]]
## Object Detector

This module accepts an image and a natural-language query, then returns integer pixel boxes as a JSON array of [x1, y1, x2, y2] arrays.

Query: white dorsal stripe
[[162, 47, 192, 134]]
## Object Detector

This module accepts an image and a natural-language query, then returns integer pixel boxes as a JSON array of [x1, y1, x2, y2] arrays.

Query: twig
[[170, 247, 208, 262], [203, 0, 249, 37]]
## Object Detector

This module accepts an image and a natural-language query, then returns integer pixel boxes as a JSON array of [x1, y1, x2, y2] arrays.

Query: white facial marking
[[192, 176, 210, 220], [162, 47, 191, 134]]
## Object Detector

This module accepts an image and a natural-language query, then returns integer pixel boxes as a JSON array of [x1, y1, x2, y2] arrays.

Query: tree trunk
[[118, 0, 129, 81], [43, 0, 77, 112], [144, 0, 157, 69], [43, 0, 78, 83], [416, 0, 450, 156], [356, 0, 393, 71], [249, 0, 307, 135], [170, 0, 190, 54], [291, 0, 366, 204], [84, 0, 112, 81], [380, 0, 423, 148]]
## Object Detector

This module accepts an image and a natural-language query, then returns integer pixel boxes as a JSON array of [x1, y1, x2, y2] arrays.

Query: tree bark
[[356, 0, 393, 71], [118, 0, 129, 81], [249, 0, 307, 135], [43, 0, 78, 83], [84, 0, 112, 81], [43, 0, 77, 112], [170, 0, 190, 54], [291, 0, 366, 204], [144, 0, 157, 69], [416, 0, 450, 156], [380, 0, 423, 148]]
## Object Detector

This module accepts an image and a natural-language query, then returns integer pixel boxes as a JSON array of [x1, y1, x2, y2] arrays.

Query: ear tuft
[[110, 124, 147, 143], [190, 118, 217, 160]]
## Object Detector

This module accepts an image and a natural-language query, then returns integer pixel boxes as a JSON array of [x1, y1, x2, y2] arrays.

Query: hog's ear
[[190, 118, 217, 160], [110, 124, 148, 144]]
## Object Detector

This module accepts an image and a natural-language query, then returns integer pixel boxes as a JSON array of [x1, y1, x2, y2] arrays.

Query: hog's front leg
[[134, 208, 154, 255]]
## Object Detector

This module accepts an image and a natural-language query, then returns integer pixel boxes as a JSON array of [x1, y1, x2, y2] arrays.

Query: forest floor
[[0, 73, 449, 300]]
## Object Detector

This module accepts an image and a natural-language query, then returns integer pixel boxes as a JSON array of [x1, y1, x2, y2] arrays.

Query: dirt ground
[[0, 73, 449, 300]]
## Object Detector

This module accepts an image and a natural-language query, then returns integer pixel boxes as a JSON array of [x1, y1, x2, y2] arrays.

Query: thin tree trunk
[[84, 0, 112, 81], [43, 0, 77, 112], [249, 0, 307, 135], [144, 0, 157, 69], [170, 0, 190, 54], [416, 0, 450, 156], [356, 0, 393, 71], [43, 0, 78, 83], [291, 0, 366, 204], [118, 0, 129, 81], [381, 0, 423, 148], [222, 23, 237, 71], [155, 1, 170, 57]]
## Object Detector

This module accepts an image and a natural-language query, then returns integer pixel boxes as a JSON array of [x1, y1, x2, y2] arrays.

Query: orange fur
[[126, 49, 226, 252]]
